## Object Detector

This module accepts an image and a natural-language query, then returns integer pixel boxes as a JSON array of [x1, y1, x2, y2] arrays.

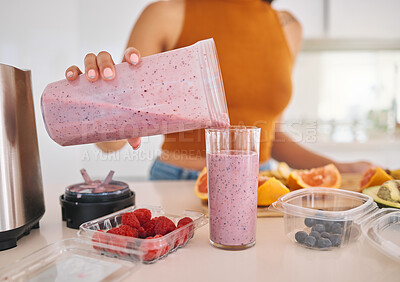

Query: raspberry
[[92, 230, 108, 251], [138, 226, 147, 238], [174, 228, 189, 248], [121, 212, 140, 229], [154, 216, 176, 236], [108, 236, 129, 256], [133, 208, 152, 226], [107, 227, 125, 236], [119, 225, 139, 238], [175, 217, 194, 247], [142, 234, 170, 262], [142, 218, 157, 238], [177, 217, 193, 228]]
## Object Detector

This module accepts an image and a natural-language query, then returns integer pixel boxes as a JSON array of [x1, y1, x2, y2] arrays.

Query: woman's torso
[[160, 0, 293, 170]]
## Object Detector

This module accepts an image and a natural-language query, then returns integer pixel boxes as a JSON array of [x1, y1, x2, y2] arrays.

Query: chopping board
[[200, 173, 363, 218]]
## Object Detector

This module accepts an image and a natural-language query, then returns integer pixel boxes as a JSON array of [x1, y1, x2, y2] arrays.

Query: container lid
[[361, 208, 400, 264], [0, 238, 142, 281]]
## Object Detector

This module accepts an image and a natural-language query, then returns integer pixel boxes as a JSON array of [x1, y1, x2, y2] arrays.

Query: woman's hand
[[64, 48, 142, 150], [335, 161, 374, 174]]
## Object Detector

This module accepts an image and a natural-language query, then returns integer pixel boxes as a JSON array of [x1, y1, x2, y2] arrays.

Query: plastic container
[[270, 188, 379, 250], [78, 206, 208, 263], [41, 38, 230, 146], [0, 238, 142, 281]]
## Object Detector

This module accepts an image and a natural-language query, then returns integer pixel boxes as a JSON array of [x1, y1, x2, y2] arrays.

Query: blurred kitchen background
[[1, 0, 399, 186]]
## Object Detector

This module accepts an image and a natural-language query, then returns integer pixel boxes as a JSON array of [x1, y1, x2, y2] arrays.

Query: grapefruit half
[[287, 164, 341, 190], [360, 167, 392, 189], [194, 167, 208, 200]]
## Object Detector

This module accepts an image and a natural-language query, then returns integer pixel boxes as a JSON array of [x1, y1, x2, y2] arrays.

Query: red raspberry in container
[[175, 217, 194, 247], [121, 212, 140, 229], [92, 230, 108, 251], [118, 225, 139, 238], [177, 217, 193, 228], [142, 235, 170, 262], [107, 227, 125, 236], [108, 236, 129, 256], [142, 218, 157, 238], [154, 216, 176, 236], [138, 226, 146, 238], [133, 208, 152, 226]]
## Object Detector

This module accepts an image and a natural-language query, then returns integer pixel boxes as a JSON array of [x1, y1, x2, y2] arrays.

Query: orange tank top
[[162, 0, 293, 163]]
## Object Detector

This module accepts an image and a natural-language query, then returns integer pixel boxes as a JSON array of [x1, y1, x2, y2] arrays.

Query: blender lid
[[65, 169, 130, 203]]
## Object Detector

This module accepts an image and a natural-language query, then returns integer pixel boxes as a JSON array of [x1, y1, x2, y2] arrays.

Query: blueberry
[[333, 221, 345, 227], [322, 220, 333, 232], [304, 218, 316, 227], [295, 231, 308, 244], [330, 223, 343, 235], [309, 231, 321, 240], [304, 236, 317, 247], [321, 232, 330, 239], [317, 238, 332, 249], [311, 224, 325, 233], [330, 234, 342, 247]]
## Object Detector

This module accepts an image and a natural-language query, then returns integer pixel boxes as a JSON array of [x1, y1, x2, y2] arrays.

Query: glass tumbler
[[205, 126, 261, 250]]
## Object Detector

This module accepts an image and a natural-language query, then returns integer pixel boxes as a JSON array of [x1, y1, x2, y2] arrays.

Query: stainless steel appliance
[[0, 63, 45, 251]]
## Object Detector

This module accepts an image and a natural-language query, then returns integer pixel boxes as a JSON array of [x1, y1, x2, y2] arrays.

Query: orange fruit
[[194, 167, 208, 200], [287, 164, 341, 190], [360, 167, 392, 189], [257, 177, 290, 206], [258, 175, 270, 187]]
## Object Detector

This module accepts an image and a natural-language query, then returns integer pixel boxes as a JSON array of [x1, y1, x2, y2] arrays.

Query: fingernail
[[67, 71, 74, 78], [130, 53, 139, 65], [103, 67, 114, 79], [87, 69, 96, 79]]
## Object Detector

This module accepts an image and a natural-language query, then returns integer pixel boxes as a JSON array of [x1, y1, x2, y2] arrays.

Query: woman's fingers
[[127, 138, 141, 150], [84, 53, 99, 82], [97, 51, 116, 80], [123, 47, 141, 65], [68, 48, 140, 83], [65, 65, 82, 81]]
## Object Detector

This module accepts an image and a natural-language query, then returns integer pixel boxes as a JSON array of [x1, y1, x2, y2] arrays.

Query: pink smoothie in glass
[[207, 150, 259, 247], [41, 39, 229, 146]]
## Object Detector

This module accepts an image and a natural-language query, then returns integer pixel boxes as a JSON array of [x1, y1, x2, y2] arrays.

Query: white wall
[[0, 0, 160, 186]]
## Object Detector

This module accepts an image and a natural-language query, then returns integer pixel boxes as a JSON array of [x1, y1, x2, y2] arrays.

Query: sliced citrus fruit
[[258, 175, 270, 187], [287, 164, 341, 190], [257, 177, 290, 206], [277, 162, 292, 180], [360, 167, 392, 189], [194, 167, 208, 200]]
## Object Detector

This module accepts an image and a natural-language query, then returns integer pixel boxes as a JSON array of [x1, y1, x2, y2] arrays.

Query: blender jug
[[0, 63, 45, 251]]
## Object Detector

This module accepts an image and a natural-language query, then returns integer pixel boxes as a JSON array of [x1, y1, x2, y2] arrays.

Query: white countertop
[[1, 181, 399, 282]]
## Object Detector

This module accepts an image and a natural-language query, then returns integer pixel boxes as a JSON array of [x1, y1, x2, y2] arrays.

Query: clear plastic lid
[[362, 208, 400, 263], [0, 238, 142, 282]]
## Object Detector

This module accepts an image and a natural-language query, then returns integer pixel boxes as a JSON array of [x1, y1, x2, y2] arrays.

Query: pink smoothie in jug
[[41, 39, 229, 146], [207, 150, 259, 247]]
